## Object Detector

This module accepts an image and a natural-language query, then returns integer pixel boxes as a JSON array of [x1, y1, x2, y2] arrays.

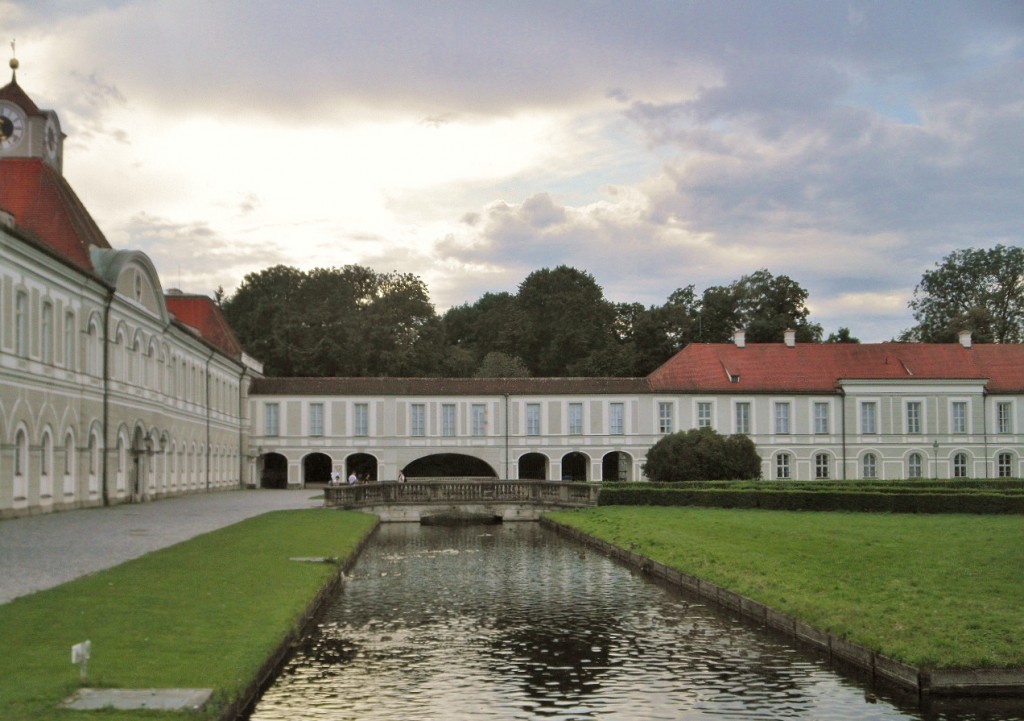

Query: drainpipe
[[100, 288, 114, 507], [238, 364, 247, 489], [504, 393, 510, 480], [982, 389, 989, 478], [839, 388, 847, 480], [204, 348, 215, 492]]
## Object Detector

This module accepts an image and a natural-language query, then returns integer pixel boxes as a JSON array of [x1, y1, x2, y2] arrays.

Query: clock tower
[[0, 55, 65, 173]]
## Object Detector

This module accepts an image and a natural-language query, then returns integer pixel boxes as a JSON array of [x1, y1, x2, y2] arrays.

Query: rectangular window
[[354, 403, 369, 437], [951, 401, 967, 434], [908, 453, 923, 479], [814, 402, 829, 434], [472, 404, 486, 436], [998, 452, 1013, 478], [526, 403, 541, 436], [411, 403, 426, 437], [774, 402, 790, 434], [41, 302, 53, 364], [610, 403, 624, 435], [776, 453, 791, 480], [735, 402, 750, 435], [697, 402, 712, 428], [658, 402, 673, 434], [862, 453, 877, 479], [861, 402, 877, 435], [997, 402, 1012, 434], [309, 403, 324, 436], [906, 401, 922, 434], [15, 291, 28, 356], [815, 453, 830, 479], [568, 403, 583, 435], [264, 403, 279, 436], [442, 404, 456, 437]]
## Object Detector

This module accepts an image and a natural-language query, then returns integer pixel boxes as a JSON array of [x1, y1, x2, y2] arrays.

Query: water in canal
[[248, 523, 1024, 721]]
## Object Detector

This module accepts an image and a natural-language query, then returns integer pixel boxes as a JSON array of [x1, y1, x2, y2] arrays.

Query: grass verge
[[0, 509, 378, 721], [546, 506, 1024, 669]]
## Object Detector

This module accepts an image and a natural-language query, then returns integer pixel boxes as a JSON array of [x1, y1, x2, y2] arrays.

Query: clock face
[[0, 104, 26, 149], [45, 117, 60, 160]]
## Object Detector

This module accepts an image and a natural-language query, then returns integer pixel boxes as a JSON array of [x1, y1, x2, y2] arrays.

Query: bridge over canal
[[323, 478, 600, 522]]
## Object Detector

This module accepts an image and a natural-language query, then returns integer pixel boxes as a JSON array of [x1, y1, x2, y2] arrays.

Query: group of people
[[328, 470, 407, 485]]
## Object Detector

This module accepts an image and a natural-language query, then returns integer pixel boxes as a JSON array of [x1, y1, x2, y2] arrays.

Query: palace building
[[3, 66, 1023, 518]]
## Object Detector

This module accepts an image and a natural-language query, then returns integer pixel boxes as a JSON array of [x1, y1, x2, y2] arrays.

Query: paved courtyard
[[0, 489, 323, 604]]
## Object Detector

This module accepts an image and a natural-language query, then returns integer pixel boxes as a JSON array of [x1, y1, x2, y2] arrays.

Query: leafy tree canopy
[[905, 245, 1024, 343], [642, 428, 762, 482]]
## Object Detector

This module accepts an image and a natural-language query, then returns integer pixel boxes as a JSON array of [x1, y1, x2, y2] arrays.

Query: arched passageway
[[403, 453, 497, 479], [602, 451, 632, 481], [346, 453, 378, 482], [561, 452, 588, 481], [303, 452, 333, 485], [261, 452, 288, 489], [518, 453, 548, 481]]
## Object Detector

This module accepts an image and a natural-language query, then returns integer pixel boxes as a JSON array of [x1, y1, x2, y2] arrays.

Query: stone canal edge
[[539, 516, 1024, 701], [222, 519, 382, 721]]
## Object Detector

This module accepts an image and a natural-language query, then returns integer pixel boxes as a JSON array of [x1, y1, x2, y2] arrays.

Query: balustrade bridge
[[323, 478, 601, 522]]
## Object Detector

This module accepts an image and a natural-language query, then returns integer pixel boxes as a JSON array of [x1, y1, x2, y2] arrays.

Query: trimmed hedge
[[598, 480, 1024, 514]]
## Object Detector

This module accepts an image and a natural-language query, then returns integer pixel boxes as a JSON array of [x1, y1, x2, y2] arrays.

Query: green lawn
[[0, 509, 378, 721], [547, 506, 1024, 669]]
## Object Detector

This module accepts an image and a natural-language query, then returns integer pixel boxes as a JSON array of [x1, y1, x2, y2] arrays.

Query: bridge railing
[[323, 478, 600, 509]]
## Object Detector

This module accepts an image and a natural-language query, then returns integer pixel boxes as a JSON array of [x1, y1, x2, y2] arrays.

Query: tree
[[642, 428, 761, 482], [826, 327, 860, 343], [696, 270, 821, 343], [475, 351, 530, 378], [907, 245, 1024, 343]]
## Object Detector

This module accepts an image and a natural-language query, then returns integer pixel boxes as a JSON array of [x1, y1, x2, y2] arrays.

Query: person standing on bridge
[[347, 471, 357, 485]]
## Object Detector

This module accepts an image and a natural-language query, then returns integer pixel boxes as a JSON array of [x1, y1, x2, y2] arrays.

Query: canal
[[247, 523, 1023, 721]]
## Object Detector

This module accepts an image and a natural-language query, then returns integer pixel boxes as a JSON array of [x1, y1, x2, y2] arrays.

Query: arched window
[[15, 291, 28, 356], [40, 429, 53, 498], [814, 452, 830, 479], [63, 431, 76, 497], [64, 311, 76, 370], [953, 452, 968, 479], [908, 452, 923, 479], [862, 452, 877, 480], [14, 427, 29, 500], [775, 452, 791, 480], [997, 452, 1014, 478], [86, 320, 99, 376], [41, 301, 53, 363]]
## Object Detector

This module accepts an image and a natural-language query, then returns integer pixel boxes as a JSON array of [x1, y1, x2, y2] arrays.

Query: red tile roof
[[252, 376, 653, 396], [165, 294, 245, 358], [0, 158, 110, 271], [647, 342, 1024, 393]]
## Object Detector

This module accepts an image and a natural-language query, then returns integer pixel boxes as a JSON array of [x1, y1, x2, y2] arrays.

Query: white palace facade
[[3, 68, 1023, 518]]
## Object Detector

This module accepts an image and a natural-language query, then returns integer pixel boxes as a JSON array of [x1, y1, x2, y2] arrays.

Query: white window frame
[[64, 311, 76, 370], [860, 401, 877, 435], [609, 402, 624, 435], [814, 452, 830, 479], [354, 403, 369, 437], [568, 402, 583, 435], [15, 290, 28, 357], [774, 401, 791, 435], [950, 400, 968, 435], [905, 400, 923, 435], [862, 452, 877, 479], [411, 403, 426, 437], [734, 401, 751, 435], [775, 452, 791, 480], [442, 403, 457, 437], [696, 401, 713, 429], [908, 452, 923, 479], [309, 402, 324, 437], [41, 301, 53, 364], [658, 402, 673, 434], [997, 401, 1013, 435], [997, 452, 1013, 478], [813, 401, 829, 435], [953, 451, 968, 478], [471, 404, 486, 437], [526, 403, 541, 436], [264, 402, 280, 436]]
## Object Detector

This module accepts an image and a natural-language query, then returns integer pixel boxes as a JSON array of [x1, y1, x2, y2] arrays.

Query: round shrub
[[643, 428, 762, 482]]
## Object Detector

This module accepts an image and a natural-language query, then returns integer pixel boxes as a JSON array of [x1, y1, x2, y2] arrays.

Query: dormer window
[[134, 274, 143, 303]]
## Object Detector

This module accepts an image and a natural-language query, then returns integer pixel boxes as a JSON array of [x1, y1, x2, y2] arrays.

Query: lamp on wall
[[932, 439, 939, 480]]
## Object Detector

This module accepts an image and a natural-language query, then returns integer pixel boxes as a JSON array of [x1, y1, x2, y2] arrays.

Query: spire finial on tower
[[9, 39, 18, 81]]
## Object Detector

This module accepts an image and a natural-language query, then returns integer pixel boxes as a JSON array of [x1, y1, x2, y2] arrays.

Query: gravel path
[[0, 489, 323, 604]]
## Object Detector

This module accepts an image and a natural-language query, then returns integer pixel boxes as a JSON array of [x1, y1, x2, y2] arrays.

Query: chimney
[[959, 330, 972, 349], [733, 328, 746, 348], [784, 329, 796, 347]]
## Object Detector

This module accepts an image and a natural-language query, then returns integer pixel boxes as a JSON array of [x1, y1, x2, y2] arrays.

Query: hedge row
[[598, 484, 1024, 514]]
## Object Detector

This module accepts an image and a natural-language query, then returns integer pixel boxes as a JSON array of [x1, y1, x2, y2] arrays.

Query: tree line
[[221, 245, 1024, 378]]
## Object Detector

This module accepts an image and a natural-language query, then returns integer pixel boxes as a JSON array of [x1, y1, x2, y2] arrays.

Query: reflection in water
[[248, 523, 1023, 721]]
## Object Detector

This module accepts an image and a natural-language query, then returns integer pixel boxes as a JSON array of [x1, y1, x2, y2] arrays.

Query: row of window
[[656, 400, 1016, 436], [774, 450, 1017, 480]]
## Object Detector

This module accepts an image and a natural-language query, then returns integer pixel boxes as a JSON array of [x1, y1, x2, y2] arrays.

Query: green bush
[[642, 428, 761, 482]]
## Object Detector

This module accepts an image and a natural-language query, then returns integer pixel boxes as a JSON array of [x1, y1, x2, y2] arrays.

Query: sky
[[4, 1, 1022, 342]]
